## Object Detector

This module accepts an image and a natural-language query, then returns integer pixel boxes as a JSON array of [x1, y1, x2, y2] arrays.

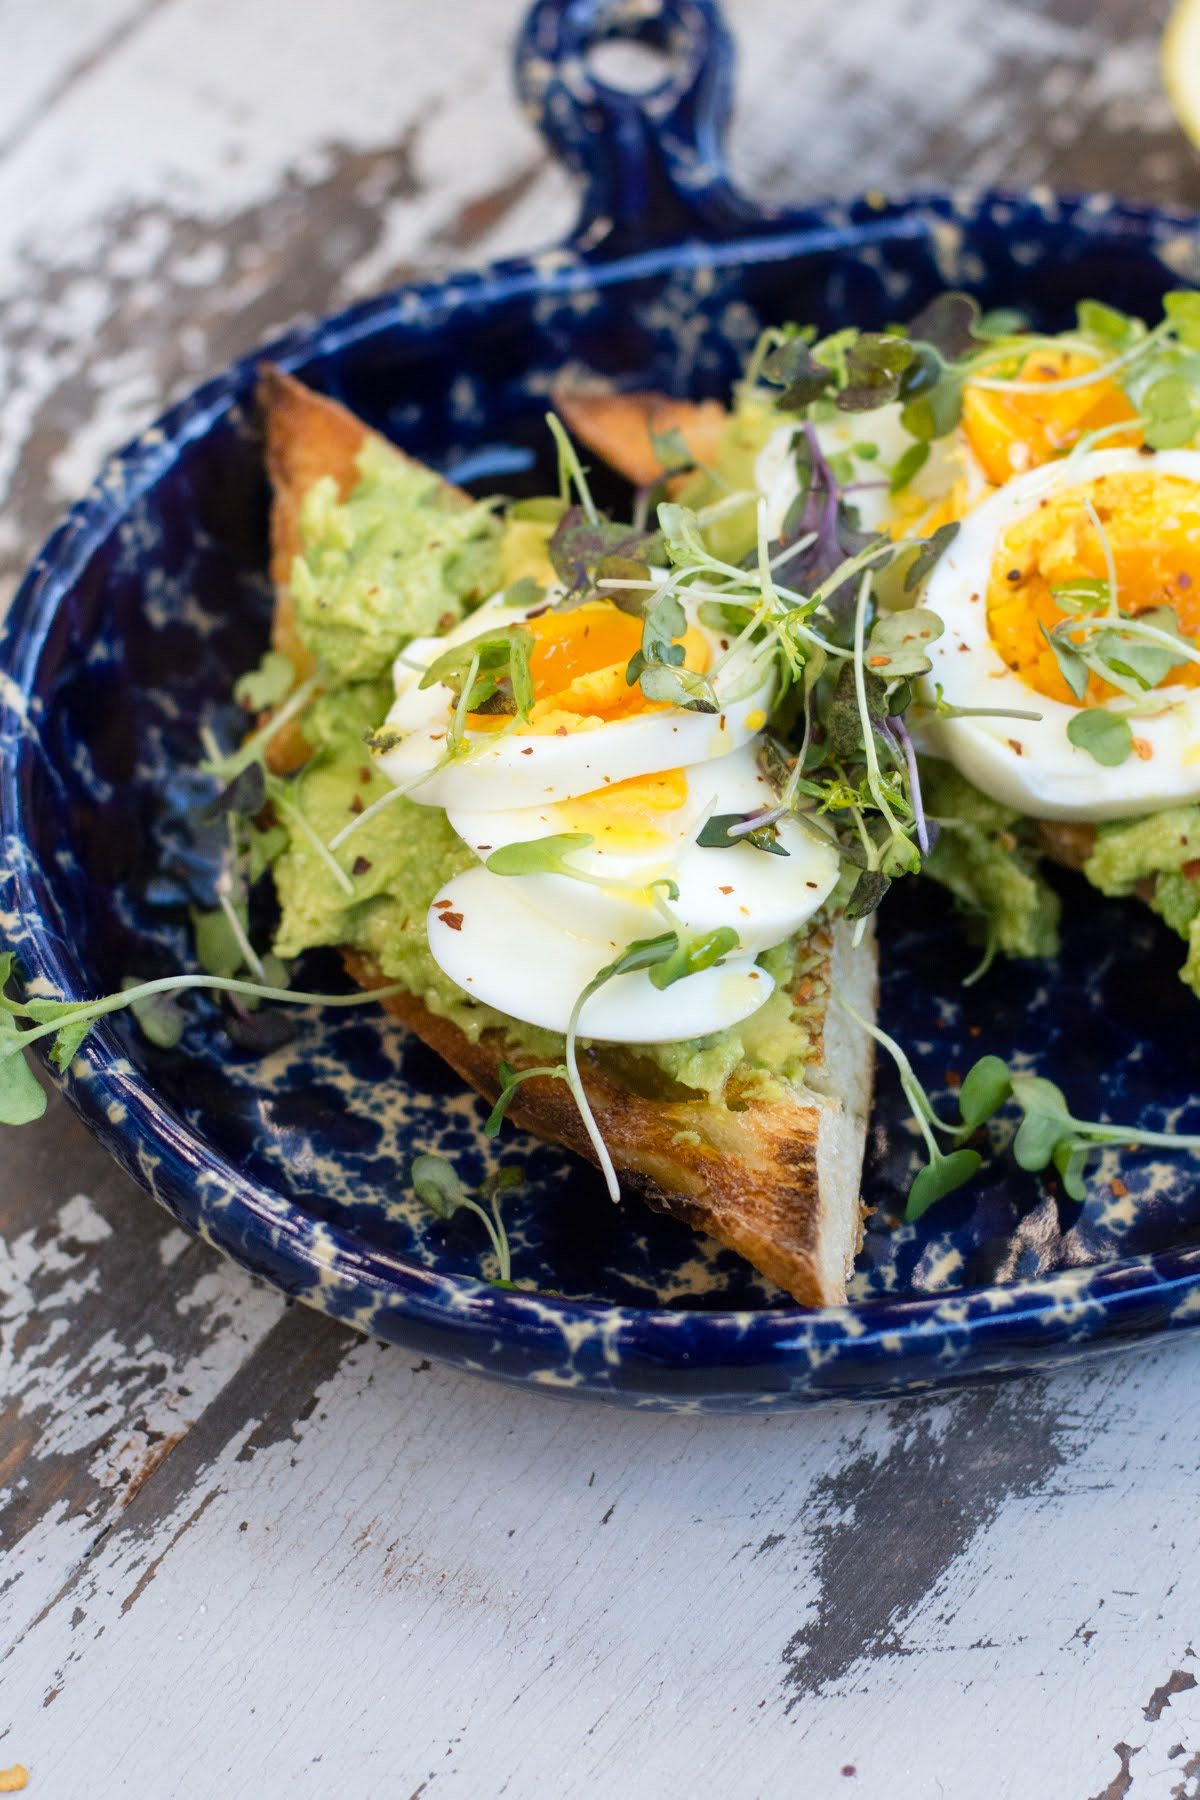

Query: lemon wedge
[[1165, 0, 1200, 148]]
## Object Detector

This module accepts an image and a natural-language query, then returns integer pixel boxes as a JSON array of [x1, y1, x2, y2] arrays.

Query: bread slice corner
[[260, 372, 878, 1306]]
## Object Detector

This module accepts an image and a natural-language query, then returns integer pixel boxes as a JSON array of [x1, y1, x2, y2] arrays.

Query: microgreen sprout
[[410, 1152, 520, 1285]]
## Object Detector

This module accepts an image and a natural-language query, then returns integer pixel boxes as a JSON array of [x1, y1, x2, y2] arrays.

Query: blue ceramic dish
[[5, 0, 1200, 1410]]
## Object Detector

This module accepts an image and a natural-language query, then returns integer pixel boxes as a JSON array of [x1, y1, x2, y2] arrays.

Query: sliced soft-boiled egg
[[445, 741, 839, 955], [920, 448, 1200, 820], [426, 866, 775, 1042], [375, 588, 775, 810]]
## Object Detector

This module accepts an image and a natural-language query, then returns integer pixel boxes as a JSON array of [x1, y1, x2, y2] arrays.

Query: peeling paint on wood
[[4, 0, 1200, 1795]]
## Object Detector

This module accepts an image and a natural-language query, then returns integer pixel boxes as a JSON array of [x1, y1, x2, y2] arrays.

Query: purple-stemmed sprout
[[886, 713, 930, 856]]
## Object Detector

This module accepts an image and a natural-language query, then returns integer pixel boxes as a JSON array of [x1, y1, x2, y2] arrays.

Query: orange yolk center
[[986, 472, 1200, 703], [469, 599, 711, 732], [961, 347, 1141, 485], [554, 767, 691, 853]]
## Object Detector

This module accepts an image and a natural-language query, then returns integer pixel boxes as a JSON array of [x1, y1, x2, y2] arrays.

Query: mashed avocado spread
[[290, 438, 503, 684], [918, 760, 1061, 961], [266, 452, 821, 1103], [1083, 806, 1200, 996]]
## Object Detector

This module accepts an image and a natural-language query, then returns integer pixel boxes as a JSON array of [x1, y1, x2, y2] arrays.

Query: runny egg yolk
[[961, 348, 1141, 485], [986, 471, 1200, 703], [469, 598, 711, 732], [552, 766, 691, 853]]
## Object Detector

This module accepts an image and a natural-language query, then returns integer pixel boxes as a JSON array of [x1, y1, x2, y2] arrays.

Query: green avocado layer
[[918, 759, 1061, 961], [1083, 805, 1200, 997], [290, 437, 503, 684], [266, 453, 823, 1104]]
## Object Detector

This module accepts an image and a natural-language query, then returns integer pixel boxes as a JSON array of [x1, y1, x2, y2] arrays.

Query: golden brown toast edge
[[550, 380, 729, 488], [261, 371, 877, 1305]]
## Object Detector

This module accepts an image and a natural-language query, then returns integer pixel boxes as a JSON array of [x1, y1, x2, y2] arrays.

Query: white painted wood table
[[3, 2, 1200, 1794]]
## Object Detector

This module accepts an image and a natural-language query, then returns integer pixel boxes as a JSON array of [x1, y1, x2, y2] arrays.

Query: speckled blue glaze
[[4, 0, 1200, 1408]]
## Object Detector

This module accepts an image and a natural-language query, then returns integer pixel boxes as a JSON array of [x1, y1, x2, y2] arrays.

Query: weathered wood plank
[[0, 1335, 1197, 1797], [2, 0, 1200, 1794]]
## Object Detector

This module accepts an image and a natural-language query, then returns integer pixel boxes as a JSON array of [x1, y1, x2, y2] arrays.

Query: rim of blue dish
[[6, 182, 1200, 1375]]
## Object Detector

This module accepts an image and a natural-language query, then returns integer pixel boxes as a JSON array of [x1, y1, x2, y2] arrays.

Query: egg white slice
[[447, 742, 840, 954], [921, 448, 1200, 821], [375, 590, 776, 812], [426, 866, 775, 1042]]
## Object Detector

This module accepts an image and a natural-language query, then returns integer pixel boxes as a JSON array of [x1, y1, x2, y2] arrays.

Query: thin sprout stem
[[1084, 497, 1120, 616], [215, 873, 267, 985], [564, 984, 621, 1202], [1064, 614, 1200, 670], [545, 411, 597, 522], [833, 987, 960, 1137], [327, 776, 424, 852], [965, 324, 1165, 395], [888, 713, 928, 855], [852, 572, 905, 841], [9, 973, 413, 1054], [270, 787, 354, 896], [208, 671, 322, 777]]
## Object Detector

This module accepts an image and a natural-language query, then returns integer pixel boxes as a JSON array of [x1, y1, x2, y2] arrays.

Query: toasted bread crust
[[551, 381, 729, 488], [262, 372, 878, 1305], [344, 917, 875, 1306]]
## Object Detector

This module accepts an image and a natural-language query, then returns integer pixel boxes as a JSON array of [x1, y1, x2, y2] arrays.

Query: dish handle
[[515, 0, 774, 257]]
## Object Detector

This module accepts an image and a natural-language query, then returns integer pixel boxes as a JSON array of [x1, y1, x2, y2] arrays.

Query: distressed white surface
[[2, 1338, 1200, 1798], [3, 1, 1200, 1797]]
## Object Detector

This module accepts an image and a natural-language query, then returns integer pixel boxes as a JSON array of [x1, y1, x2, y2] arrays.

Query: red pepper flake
[[349, 793, 364, 814], [945, 1068, 962, 1089], [521, 747, 534, 756], [438, 611, 457, 631], [868, 655, 890, 667], [805, 880, 819, 889], [1007, 738, 1025, 756], [433, 898, 453, 910], [438, 911, 465, 931], [352, 856, 371, 876], [719, 885, 734, 895], [555, 727, 569, 737], [477, 844, 492, 853], [1110, 1177, 1129, 1198], [1184, 859, 1200, 881], [1132, 737, 1153, 761], [968, 1024, 982, 1037], [358, 766, 373, 785]]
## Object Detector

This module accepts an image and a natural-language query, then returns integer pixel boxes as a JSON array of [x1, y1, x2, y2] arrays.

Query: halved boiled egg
[[921, 448, 1200, 820], [446, 741, 840, 958], [375, 588, 775, 810], [426, 867, 776, 1043]]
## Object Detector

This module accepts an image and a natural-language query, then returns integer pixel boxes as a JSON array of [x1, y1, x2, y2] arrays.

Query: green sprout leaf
[[836, 334, 916, 413], [1040, 624, 1090, 703], [485, 834, 595, 878], [1077, 298, 1141, 353], [1164, 289, 1200, 352], [1065, 708, 1134, 766], [648, 425, 694, 472], [0, 1014, 47, 1124], [1142, 373, 1200, 450], [906, 1148, 982, 1222], [501, 575, 546, 608], [957, 1055, 1013, 1132], [761, 338, 834, 411], [647, 925, 740, 992], [889, 441, 930, 494], [903, 521, 959, 593], [907, 291, 984, 361], [866, 606, 945, 680], [696, 813, 789, 857], [233, 650, 296, 712], [410, 1152, 469, 1220]]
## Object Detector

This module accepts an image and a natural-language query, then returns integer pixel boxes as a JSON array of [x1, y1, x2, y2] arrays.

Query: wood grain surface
[[3, 1, 1200, 1795]]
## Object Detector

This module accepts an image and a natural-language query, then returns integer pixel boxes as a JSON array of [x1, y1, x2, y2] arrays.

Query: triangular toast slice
[[258, 367, 877, 1305]]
